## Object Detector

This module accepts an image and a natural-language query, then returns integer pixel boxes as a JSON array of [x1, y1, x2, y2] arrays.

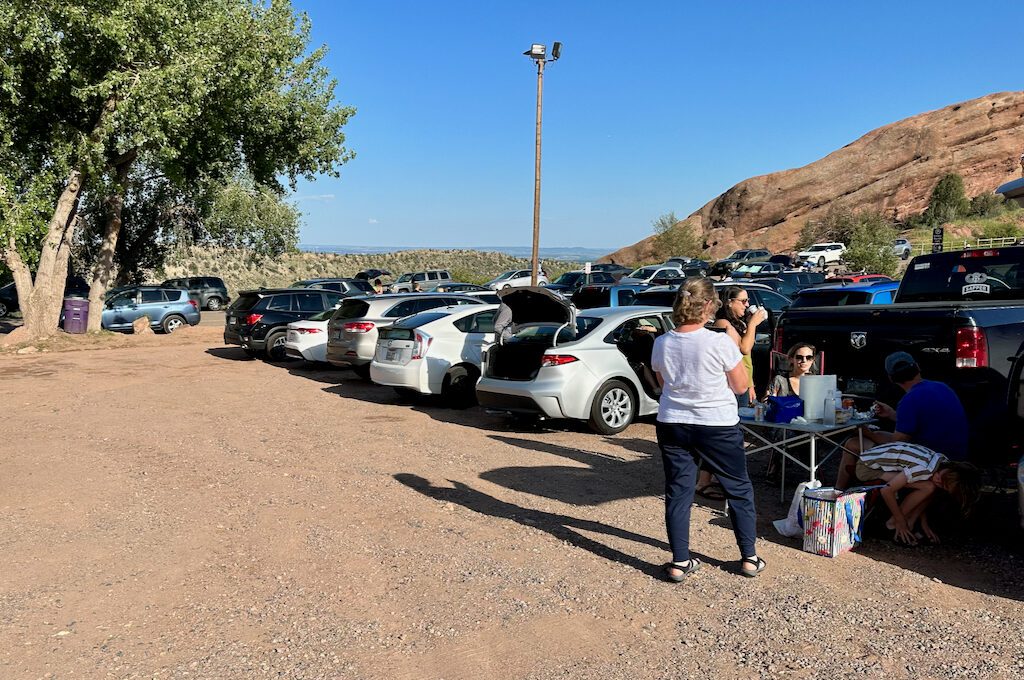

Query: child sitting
[[843, 442, 980, 545]]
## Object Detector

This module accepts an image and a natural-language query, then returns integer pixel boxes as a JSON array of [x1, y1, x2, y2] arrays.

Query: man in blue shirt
[[836, 351, 969, 489]]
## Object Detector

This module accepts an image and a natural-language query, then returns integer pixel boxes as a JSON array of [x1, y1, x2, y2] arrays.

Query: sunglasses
[[732, 298, 750, 305], [794, 355, 814, 362]]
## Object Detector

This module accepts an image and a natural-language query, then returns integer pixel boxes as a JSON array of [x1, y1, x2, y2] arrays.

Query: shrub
[[796, 205, 857, 249], [651, 211, 701, 260], [922, 173, 970, 225], [968, 192, 1006, 218], [843, 211, 900, 277]]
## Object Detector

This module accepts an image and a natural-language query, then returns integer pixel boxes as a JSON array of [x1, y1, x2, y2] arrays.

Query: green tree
[[0, 0, 354, 338], [922, 173, 970, 226], [796, 205, 857, 250], [651, 211, 701, 259], [843, 211, 900, 277], [968, 192, 1005, 218]]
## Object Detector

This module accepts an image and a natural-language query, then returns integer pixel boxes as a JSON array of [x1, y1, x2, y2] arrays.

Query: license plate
[[845, 378, 878, 395], [332, 332, 341, 340], [386, 348, 398, 361]]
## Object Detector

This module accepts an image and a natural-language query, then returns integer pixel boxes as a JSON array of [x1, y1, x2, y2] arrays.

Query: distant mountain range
[[297, 244, 613, 263]]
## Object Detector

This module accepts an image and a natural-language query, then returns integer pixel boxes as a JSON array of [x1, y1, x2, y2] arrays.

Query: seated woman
[[767, 342, 817, 397]]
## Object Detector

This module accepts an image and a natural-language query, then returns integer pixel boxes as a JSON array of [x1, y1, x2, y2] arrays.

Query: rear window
[[333, 299, 371, 320], [571, 287, 610, 309], [512, 317, 602, 343], [632, 290, 678, 307], [898, 249, 1024, 302], [391, 311, 450, 329], [350, 280, 375, 293], [230, 293, 262, 311], [790, 290, 871, 308]]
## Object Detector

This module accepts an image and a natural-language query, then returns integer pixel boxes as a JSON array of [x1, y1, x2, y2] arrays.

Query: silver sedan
[[476, 288, 672, 434]]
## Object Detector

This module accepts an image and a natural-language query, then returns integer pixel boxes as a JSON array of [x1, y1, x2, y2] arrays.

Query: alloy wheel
[[600, 387, 632, 429]]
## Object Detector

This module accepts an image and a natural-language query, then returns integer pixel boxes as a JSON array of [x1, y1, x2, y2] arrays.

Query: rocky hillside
[[604, 91, 1024, 264]]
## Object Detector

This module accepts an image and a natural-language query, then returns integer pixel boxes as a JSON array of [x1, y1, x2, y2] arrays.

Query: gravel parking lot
[[1, 327, 1022, 679]]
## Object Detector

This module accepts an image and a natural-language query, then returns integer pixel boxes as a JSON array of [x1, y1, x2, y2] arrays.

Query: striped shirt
[[858, 442, 947, 484]]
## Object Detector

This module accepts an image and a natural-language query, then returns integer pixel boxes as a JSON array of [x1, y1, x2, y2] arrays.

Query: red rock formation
[[602, 91, 1024, 264]]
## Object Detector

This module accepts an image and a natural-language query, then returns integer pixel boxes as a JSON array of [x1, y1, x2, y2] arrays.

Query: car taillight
[[188, 299, 198, 310], [343, 321, 375, 333], [294, 327, 323, 334], [541, 354, 578, 367], [961, 249, 999, 258], [411, 331, 432, 360], [955, 327, 988, 368], [245, 313, 264, 326]]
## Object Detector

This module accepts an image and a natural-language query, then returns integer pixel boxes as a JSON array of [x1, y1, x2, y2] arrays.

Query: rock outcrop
[[602, 91, 1024, 264]]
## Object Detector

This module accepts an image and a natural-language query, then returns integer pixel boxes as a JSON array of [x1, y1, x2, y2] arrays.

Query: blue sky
[[290, 1, 1024, 250]]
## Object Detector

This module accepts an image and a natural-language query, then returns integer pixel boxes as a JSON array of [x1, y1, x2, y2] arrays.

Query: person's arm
[[655, 371, 664, 388], [735, 308, 768, 355], [860, 428, 912, 446], [726, 359, 749, 395], [879, 472, 916, 543]]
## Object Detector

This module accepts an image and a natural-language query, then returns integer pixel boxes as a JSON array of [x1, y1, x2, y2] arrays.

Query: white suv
[[370, 304, 498, 405], [798, 242, 846, 268]]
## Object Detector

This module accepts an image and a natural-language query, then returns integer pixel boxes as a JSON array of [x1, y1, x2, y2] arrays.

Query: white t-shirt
[[651, 327, 744, 425]]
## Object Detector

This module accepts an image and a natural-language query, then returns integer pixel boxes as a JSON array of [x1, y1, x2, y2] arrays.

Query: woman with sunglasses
[[652, 277, 766, 580], [769, 343, 817, 397]]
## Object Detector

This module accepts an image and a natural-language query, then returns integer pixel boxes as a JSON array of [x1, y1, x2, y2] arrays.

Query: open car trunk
[[487, 287, 575, 381]]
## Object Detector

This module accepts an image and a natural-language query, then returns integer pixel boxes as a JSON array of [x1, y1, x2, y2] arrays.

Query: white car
[[618, 264, 683, 285], [284, 308, 336, 362], [485, 269, 549, 290], [893, 238, 912, 260], [370, 304, 499, 405], [798, 242, 846, 268]]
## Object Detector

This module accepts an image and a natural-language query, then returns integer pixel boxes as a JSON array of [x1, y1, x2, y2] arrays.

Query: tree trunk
[[87, 154, 136, 332], [1, 171, 84, 341]]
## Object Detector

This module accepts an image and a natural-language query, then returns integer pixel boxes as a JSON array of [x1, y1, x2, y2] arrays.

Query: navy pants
[[656, 420, 758, 562]]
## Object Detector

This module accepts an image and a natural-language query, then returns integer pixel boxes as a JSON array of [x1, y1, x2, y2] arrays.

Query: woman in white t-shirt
[[651, 277, 766, 581]]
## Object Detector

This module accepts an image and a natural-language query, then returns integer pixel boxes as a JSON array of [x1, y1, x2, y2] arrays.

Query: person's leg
[[835, 441, 861, 490], [693, 424, 759, 563], [656, 421, 699, 564]]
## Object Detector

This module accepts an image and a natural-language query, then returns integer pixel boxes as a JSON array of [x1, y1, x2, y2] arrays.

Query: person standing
[[651, 277, 766, 581]]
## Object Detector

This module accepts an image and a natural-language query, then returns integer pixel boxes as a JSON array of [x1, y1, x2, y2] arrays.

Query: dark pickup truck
[[774, 246, 1024, 464]]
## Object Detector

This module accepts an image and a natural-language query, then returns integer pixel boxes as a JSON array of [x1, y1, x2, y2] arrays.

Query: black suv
[[289, 278, 375, 295], [224, 288, 346, 359], [161, 276, 230, 311]]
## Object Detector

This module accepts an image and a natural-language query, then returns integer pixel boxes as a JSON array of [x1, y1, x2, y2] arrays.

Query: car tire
[[502, 284, 512, 290], [901, 250, 910, 260], [818, 256, 826, 269], [352, 363, 371, 379], [442, 364, 479, 408], [206, 296, 222, 311], [265, 331, 288, 361], [162, 315, 185, 334], [588, 379, 636, 435], [0, 301, 7, 318]]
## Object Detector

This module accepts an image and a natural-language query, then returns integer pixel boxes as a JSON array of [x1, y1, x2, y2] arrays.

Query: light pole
[[524, 41, 561, 286]]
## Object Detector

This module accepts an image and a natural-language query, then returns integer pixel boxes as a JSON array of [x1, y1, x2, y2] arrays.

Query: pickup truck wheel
[[162, 315, 185, 334], [265, 331, 288, 361], [206, 296, 222, 311], [443, 364, 479, 408], [818, 256, 826, 269], [588, 379, 636, 435]]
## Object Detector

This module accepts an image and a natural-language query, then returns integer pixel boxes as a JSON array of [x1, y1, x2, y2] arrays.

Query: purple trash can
[[63, 297, 89, 334]]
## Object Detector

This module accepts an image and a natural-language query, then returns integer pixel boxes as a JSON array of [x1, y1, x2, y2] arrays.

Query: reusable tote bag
[[801, 487, 867, 557]]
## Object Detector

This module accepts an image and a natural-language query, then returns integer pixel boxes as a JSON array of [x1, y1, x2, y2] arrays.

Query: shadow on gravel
[[394, 473, 724, 577], [205, 347, 258, 362], [478, 435, 662, 506]]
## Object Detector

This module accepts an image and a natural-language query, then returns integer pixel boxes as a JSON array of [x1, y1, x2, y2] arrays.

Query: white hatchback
[[798, 242, 846, 268], [370, 304, 499, 405], [284, 308, 336, 362]]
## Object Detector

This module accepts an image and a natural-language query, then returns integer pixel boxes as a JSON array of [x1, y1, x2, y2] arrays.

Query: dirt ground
[[1, 327, 1022, 679]]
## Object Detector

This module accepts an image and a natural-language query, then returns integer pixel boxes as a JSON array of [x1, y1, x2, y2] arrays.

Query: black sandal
[[663, 559, 702, 582], [695, 483, 726, 501], [740, 556, 766, 578]]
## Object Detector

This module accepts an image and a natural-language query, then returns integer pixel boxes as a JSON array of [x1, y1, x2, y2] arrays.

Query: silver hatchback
[[476, 287, 673, 434], [325, 293, 483, 376]]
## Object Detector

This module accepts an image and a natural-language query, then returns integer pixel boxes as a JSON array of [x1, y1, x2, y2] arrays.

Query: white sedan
[[283, 308, 335, 362], [485, 269, 549, 290], [370, 304, 499, 405]]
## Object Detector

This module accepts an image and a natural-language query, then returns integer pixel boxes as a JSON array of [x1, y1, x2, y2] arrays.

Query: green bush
[[922, 173, 970, 225], [651, 211, 701, 259], [978, 220, 1021, 240], [843, 212, 900, 277], [796, 205, 857, 249], [968, 192, 1006, 218]]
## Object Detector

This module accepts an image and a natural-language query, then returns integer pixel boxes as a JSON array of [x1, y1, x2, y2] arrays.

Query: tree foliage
[[922, 173, 970, 226], [843, 211, 900, 277], [651, 211, 701, 259], [796, 205, 858, 250], [0, 0, 354, 336]]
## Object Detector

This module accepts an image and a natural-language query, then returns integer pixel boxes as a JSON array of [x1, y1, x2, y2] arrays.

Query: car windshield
[[734, 264, 757, 273], [807, 245, 831, 252], [396, 274, 413, 283], [629, 267, 659, 279], [492, 271, 516, 281], [332, 299, 371, 320], [727, 250, 750, 259], [552, 272, 582, 286], [897, 249, 1024, 302]]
